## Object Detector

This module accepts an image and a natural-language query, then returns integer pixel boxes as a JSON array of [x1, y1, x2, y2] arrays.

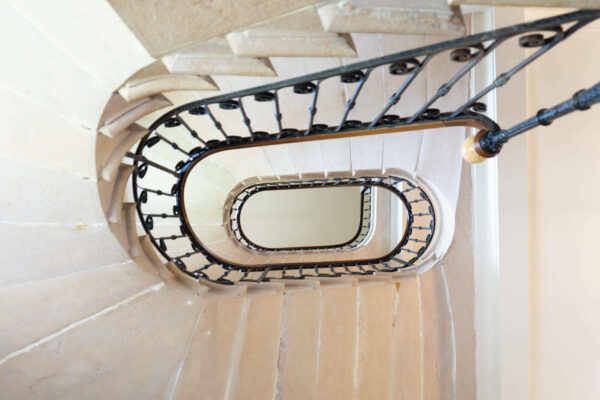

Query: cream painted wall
[[524, 8, 600, 400]]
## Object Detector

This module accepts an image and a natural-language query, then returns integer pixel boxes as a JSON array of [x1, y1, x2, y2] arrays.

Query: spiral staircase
[[1, 1, 599, 399]]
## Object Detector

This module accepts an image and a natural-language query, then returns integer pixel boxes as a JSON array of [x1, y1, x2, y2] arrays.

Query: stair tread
[[163, 38, 277, 76], [0, 223, 130, 288], [0, 283, 202, 399], [173, 295, 246, 400], [0, 260, 158, 361], [317, 284, 358, 399], [226, 6, 357, 58], [449, 0, 600, 8], [356, 282, 396, 399], [278, 287, 321, 399], [420, 266, 455, 399], [318, 0, 464, 36], [391, 278, 424, 399], [230, 293, 284, 400]]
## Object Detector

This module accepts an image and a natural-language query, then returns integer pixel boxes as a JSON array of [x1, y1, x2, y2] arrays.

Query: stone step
[[318, 0, 464, 36], [184, 201, 223, 227], [133, 100, 185, 132], [287, 141, 327, 176], [99, 124, 148, 182], [350, 135, 385, 174], [420, 265, 455, 399], [0, 260, 158, 360], [316, 279, 359, 399], [107, 165, 135, 223], [277, 281, 321, 399], [188, 224, 230, 247], [215, 147, 277, 180], [263, 252, 290, 265], [356, 279, 396, 399], [109, 215, 130, 255], [184, 185, 229, 212], [226, 6, 357, 58], [320, 137, 353, 174], [171, 295, 247, 400], [107, 0, 324, 57], [0, 222, 130, 288], [118, 61, 219, 102], [228, 30, 357, 58], [137, 234, 175, 280], [119, 73, 219, 102], [449, 0, 600, 7], [162, 38, 277, 76], [186, 158, 239, 198], [390, 277, 423, 399], [123, 202, 143, 258], [201, 241, 252, 265], [229, 290, 284, 400], [98, 93, 172, 138], [163, 261, 211, 295], [0, 282, 203, 398], [261, 144, 300, 178]]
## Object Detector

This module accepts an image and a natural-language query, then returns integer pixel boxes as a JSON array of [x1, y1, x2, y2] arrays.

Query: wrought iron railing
[[137, 174, 434, 284], [125, 10, 600, 285], [229, 180, 373, 252]]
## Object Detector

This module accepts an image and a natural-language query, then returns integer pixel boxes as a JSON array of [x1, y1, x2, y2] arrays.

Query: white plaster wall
[[524, 8, 600, 400]]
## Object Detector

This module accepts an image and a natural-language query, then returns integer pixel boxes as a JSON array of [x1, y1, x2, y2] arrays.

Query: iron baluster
[[204, 105, 229, 139], [176, 115, 206, 146], [152, 132, 190, 157], [273, 90, 283, 134], [305, 80, 322, 134], [408, 38, 507, 123], [238, 97, 253, 136], [336, 67, 375, 131]]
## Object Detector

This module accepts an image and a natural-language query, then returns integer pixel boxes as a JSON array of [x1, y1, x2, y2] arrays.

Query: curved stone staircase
[[0, 1, 478, 398]]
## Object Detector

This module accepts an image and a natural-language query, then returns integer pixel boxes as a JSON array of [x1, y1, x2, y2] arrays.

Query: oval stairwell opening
[[238, 185, 363, 249]]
